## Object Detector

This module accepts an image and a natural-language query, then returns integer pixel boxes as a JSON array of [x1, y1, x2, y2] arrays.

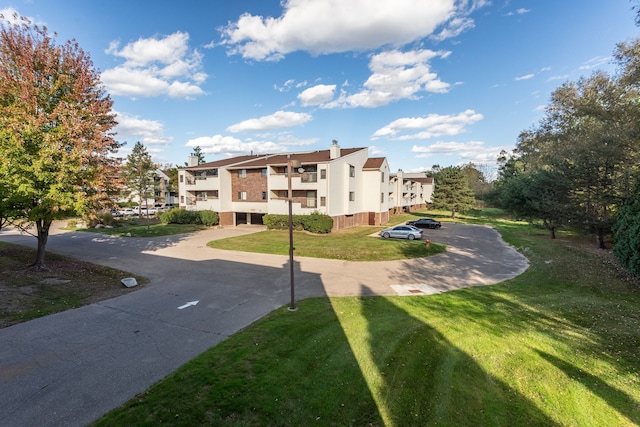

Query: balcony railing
[[301, 172, 318, 183]]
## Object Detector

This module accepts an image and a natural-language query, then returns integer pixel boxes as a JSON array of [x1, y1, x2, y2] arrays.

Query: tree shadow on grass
[[357, 286, 558, 426], [534, 349, 640, 425]]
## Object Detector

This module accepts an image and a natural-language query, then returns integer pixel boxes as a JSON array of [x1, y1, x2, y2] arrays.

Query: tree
[[461, 162, 493, 204], [0, 15, 120, 268], [542, 72, 639, 247], [498, 169, 571, 239], [165, 167, 179, 193], [613, 180, 640, 276], [184, 145, 206, 165], [123, 142, 156, 218], [430, 166, 475, 218]]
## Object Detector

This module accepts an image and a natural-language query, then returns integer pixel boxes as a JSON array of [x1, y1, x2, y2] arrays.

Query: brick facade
[[231, 168, 268, 202]]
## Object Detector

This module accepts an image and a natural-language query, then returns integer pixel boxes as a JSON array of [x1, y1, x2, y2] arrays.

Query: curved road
[[0, 222, 528, 427]]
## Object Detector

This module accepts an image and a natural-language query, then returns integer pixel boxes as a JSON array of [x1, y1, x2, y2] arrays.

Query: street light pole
[[287, 155, 300, 312]]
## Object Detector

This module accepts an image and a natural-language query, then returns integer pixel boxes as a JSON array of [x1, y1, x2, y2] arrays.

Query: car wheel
[[408, 234, 415, 240], [382, 232, 390, 238]]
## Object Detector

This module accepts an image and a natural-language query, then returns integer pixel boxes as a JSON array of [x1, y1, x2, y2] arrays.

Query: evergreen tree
[[124, 142, 156, 217], [192, 146, 206, 164], [431, 166, 475, 218]]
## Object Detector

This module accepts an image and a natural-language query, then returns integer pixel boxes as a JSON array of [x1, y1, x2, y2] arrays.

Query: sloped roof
[[181, 154, 264, 170], [411, 177, 434, 184], [363, 157, 386, 170], [182, 147, 369, 170]]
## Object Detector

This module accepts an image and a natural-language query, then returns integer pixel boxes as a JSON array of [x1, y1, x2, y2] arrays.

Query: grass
[[74, 218, 206, 237], [94, 212, 640, 426], [208, 212, 446, 261], [0, 242, 147, 328]]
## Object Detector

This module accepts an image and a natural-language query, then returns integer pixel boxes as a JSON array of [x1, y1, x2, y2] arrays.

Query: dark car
[[406, 218, 442, 229]]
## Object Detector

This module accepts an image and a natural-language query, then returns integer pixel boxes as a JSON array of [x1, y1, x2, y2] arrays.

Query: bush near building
[[159, 208, 219, 226], [263, 212, 333, 234]]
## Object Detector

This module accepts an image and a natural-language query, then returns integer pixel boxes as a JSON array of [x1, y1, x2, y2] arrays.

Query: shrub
[[199, 210, 219, 226], [159, 208, 201, 225], [263, 213, 332, 234], [96, 211, 114, 226], [304, 212, 333, 233]]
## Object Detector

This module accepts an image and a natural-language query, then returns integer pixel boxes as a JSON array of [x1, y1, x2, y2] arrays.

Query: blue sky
[[1, 1, 638, 176]]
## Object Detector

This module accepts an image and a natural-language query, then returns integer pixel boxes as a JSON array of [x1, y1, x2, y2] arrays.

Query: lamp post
[[287, 156, 302, 311]]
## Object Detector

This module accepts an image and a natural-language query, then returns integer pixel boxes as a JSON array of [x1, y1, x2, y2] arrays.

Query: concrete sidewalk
[[0, 222, 528, 426]]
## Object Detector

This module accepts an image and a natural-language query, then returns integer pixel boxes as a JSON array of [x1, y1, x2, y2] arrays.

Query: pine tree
[[431, 166, 475, 218], [124, 142, 156, 218]]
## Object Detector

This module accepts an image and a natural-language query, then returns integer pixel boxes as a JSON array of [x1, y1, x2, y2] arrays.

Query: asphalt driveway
[[0, 222, 528, 427]]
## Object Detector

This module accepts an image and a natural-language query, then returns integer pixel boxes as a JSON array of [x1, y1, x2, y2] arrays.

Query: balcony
[[300, 172, 317, 183]]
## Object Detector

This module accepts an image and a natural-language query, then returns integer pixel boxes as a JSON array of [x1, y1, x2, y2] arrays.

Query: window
[[320, 196, 326, 207], [320, 169, 326, 179], [180, 196, 184, 203], [238, 191, 247, 200], [349, 165, 355, 177], [262, 191, 267, 200], [349, 192, 355, 201], [381, 172, 385, 182], [306, 191, 317, 208], [179, 175, 184, 183], [381, 193, 384, 203], [238, 169, 246, 178], [261, 168, 268, 177]]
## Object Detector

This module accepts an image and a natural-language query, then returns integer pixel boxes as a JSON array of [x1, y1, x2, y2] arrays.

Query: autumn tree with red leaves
[[0, 14, 121, 269]]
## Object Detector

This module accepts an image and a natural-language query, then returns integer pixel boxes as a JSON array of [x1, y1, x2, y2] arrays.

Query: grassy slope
[[94, 219, 640, 426]]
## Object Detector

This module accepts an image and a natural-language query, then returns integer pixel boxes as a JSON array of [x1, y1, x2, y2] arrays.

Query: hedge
[[159, 208, 219, 226], [263, 212, 333, 234]]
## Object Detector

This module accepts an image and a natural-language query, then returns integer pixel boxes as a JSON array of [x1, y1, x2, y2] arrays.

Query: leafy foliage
[[0, 16, 120, 267], [198, 210, 219, 226], [263, 212, 333, 233], [159, 208, 201, 225], [498, 169, 571, 238]]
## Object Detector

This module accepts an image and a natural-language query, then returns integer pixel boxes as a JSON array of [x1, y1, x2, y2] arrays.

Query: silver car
[[379, 225, 423, 240]]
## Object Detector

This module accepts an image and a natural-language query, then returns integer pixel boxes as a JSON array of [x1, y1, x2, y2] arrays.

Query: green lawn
[[94, 215, 640, 426], [208, 224, 446, 261]]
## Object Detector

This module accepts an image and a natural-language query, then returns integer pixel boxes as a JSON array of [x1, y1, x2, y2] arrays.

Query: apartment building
[[178, 141, 433, 230], [389, 170, 434, 214]]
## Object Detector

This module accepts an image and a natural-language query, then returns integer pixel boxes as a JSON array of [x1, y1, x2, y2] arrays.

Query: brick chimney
[[329, 139, 341, 159]]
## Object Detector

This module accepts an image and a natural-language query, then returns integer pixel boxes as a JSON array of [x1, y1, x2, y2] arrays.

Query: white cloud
[[323, 49, 450, 108], [506, 8, 532, 16], [411, 140, 511, 170], [102, 32, 207, 99], [219, 0, 484, 61], [114, 111, 173, 146], [515, 73, 535, 81], [372, 109, 483, 140], [185, 135, 286, 156], [227, 110, 312, 133], [298, 84, 336, 106], [369, 146, 385, 156], [579, 56, 611, 70], [412, 141, 484, 155], [547, 74, 570, 82]]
